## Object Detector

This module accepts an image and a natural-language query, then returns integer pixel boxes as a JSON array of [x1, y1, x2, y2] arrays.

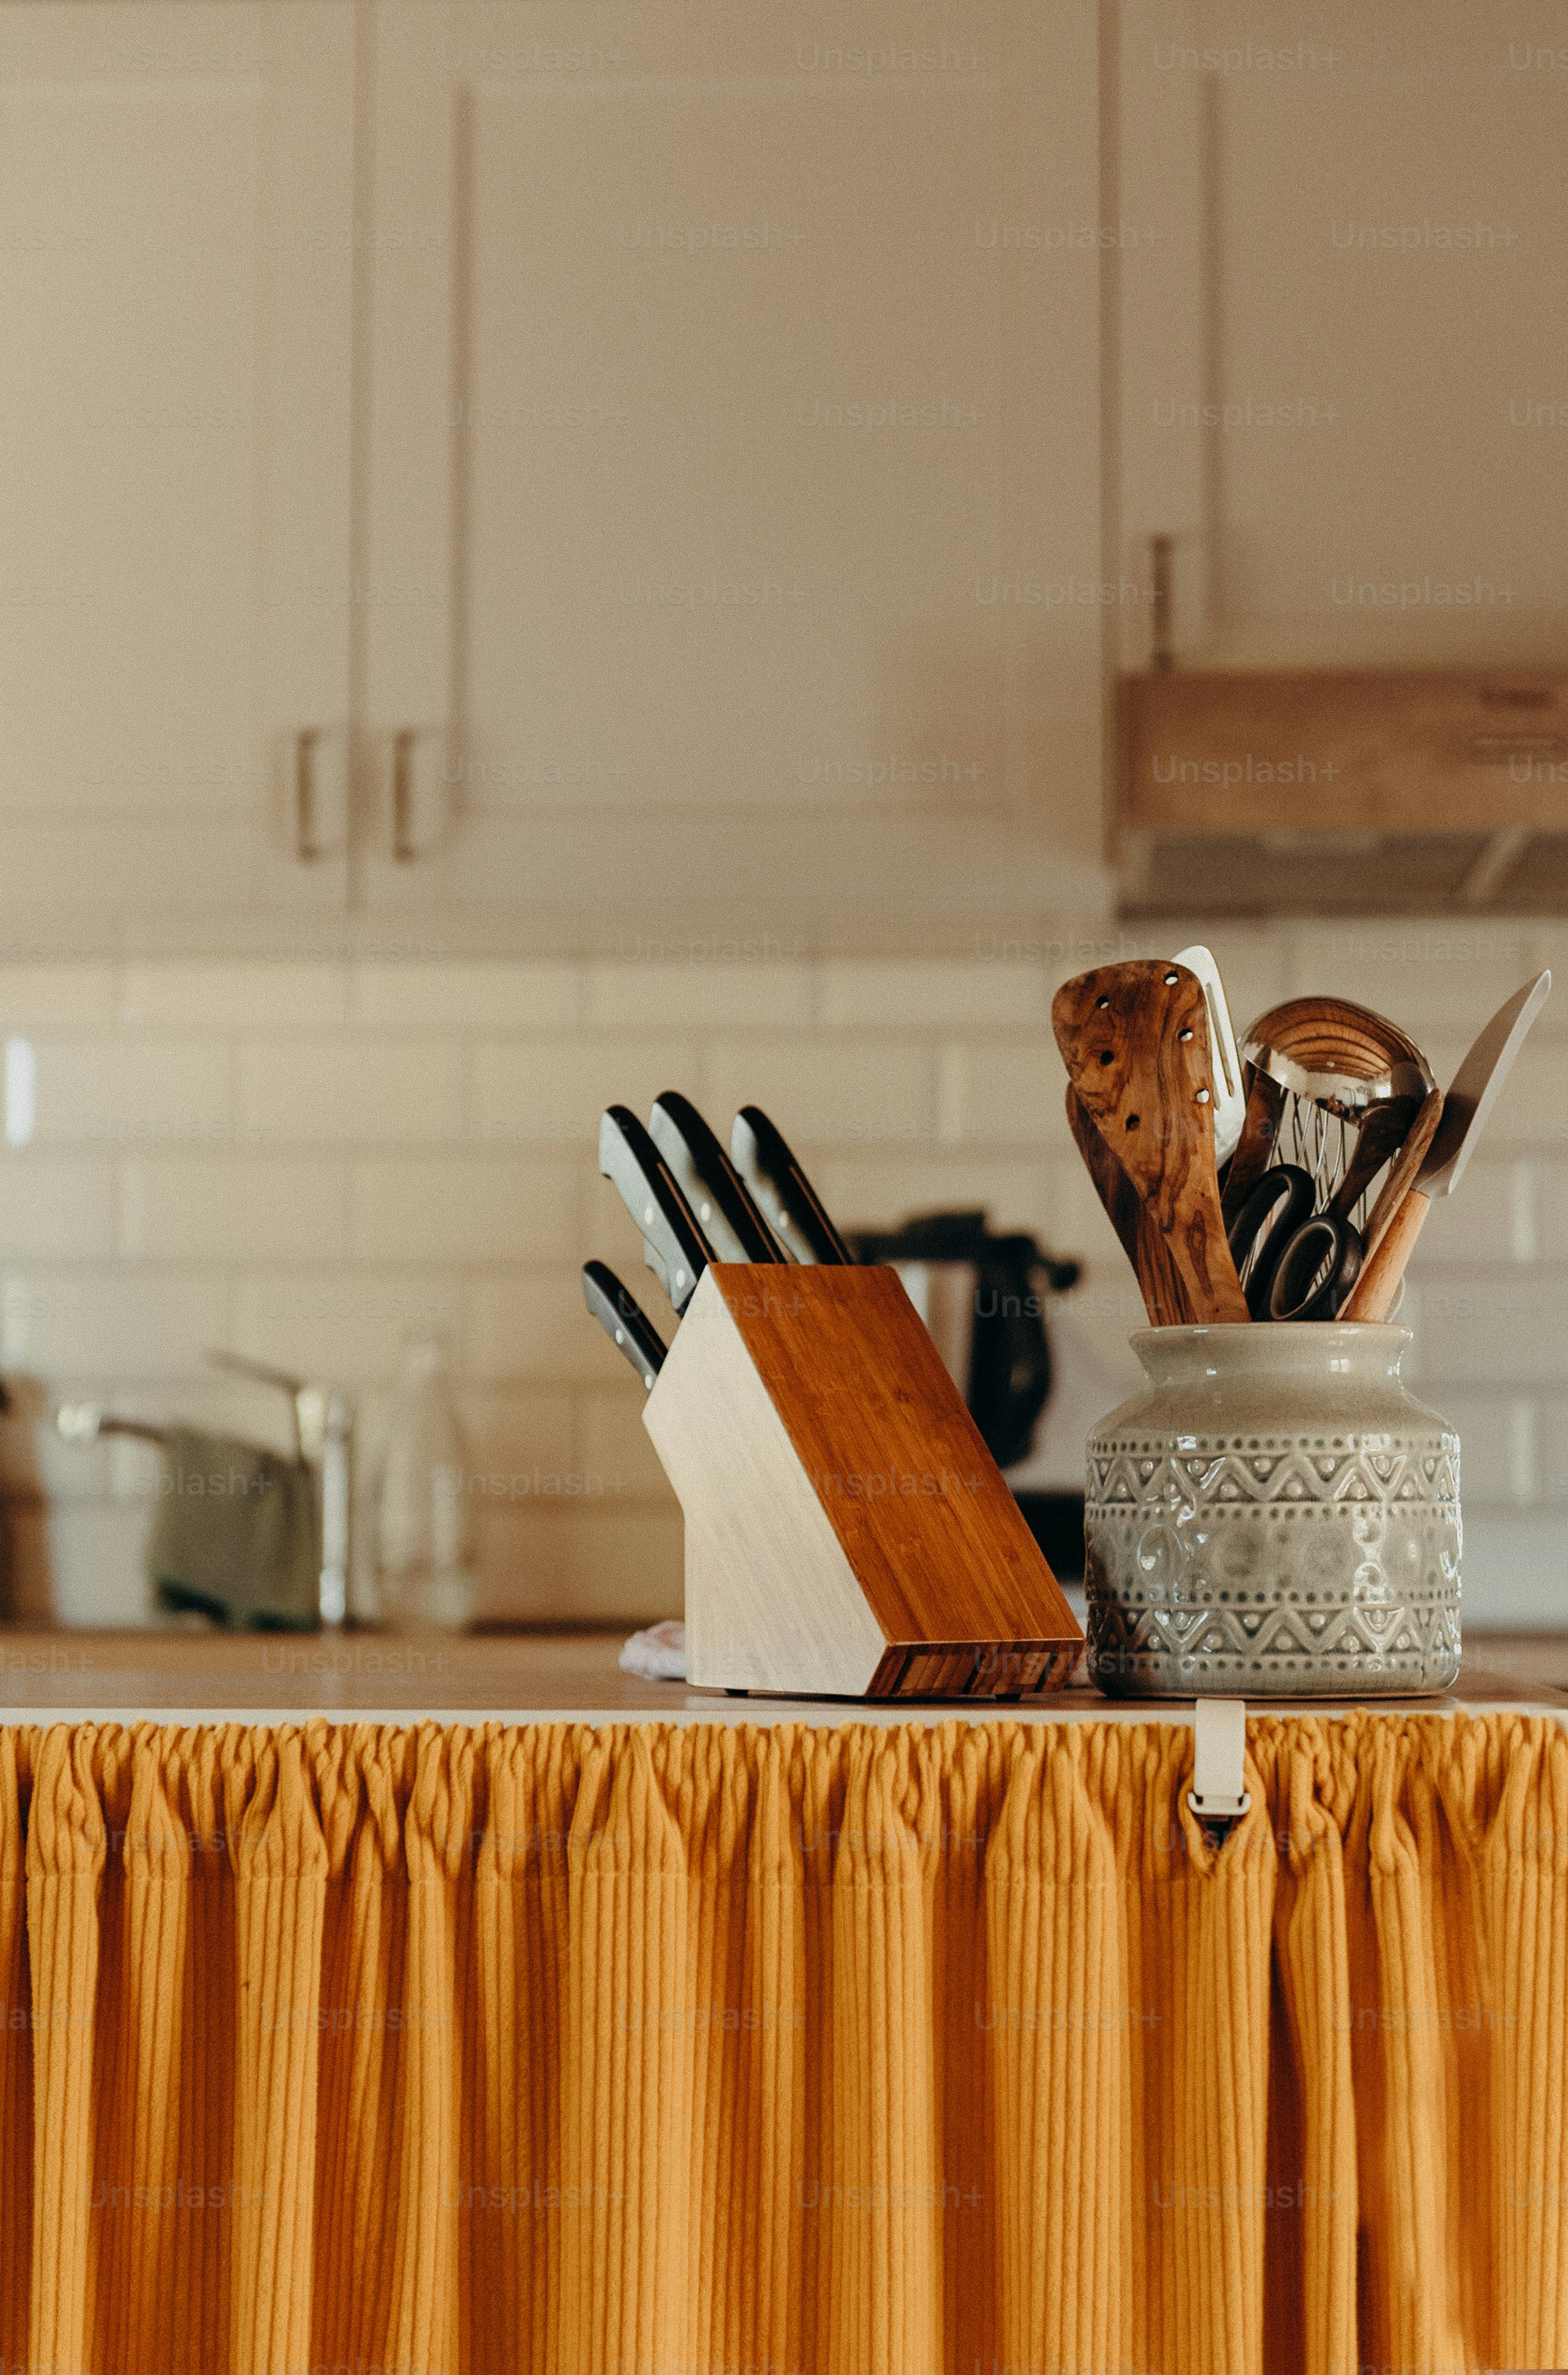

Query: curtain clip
[[1187, 1698, 1251, 1842]]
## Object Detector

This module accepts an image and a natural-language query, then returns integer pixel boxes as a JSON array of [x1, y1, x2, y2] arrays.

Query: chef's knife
[[730, 1106, 853, 1265], [649, 1091, 783, 1263], [581, 1260, 667, 1389], [598, 1105, 716, 1312], [1343, 968, 1551, 1319]]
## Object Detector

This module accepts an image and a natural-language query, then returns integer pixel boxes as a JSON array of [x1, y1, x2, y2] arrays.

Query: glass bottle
[[373, 1337, 477, 1631]]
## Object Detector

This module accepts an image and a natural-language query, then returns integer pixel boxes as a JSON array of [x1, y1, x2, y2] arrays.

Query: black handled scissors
[[1226, 1164, 1364, 1321]]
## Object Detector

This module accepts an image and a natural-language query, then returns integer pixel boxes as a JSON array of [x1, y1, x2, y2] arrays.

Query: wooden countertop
[[0, 1627, 1563, 1727]]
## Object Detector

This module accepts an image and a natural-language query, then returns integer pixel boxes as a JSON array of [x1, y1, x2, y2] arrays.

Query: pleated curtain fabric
[[0, 1712, 1563, 2375]]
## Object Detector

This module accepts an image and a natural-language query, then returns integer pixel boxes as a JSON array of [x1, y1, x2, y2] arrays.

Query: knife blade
[[730, 1106, 853, 1265], [581, 1260, 668, 1390], [1343, 968, 1551, 1318], [649, 1090, 783, 1262], [598, 1105, 716, 1312]]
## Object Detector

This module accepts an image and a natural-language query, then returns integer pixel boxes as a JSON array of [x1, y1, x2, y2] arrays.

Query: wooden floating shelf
[[642, 1263, 1082, 1701]]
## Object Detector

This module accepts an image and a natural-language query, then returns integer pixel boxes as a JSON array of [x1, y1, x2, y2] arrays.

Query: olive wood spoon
[[1053, 959, 1249, 1324], [1065, 1084, 1192, 1325]]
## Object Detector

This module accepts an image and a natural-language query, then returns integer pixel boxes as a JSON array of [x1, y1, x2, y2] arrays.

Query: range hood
[[1115, 667, 1568, 915]]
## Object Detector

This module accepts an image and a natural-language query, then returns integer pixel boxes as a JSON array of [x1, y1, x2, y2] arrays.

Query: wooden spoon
[[1358, 1083, 1443, 1258], [1053, 960, 1249, 1323]]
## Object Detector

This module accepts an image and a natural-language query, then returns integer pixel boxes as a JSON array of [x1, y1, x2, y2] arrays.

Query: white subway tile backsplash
[[585, 957, 812, 1031], [461, 1390, 576, 1484], [1419, 1271, 1568, 1386], [1427, 1392, 1529, 1502], [1410, 1160, 1521, 1265], [1049, 1162, 1141, 1280], [699, 1038, 934, 1150], [352, 961, 580, 1032], [120, 1158, 349, 1263], [1453, 1510, 1568, 1628], [121, 963, 349, 1034], [240, 1040, 462, 1144], [1534, 1399, 1568, 1502], [819, 959, 1047, 1030], [1289, 923, 1534, 1039], [233, 1269, 463, 1385], [1530, 1162, 1568, 1262], [31, 1041, 231, 1146], [469, 1037, 698, 1149], [467, 1271, 613, 1385], [2, 926, 1564, 1632], [943, 1041, 1069, 1149], [0, 1158, 114, 1258], [349, 1156, 577, 1263], [1473, 1040, 1568, 1152], [576, 1391, 674, 1501], [815, 1153, 1058, 1242], [1, 1268, 228, 1379]]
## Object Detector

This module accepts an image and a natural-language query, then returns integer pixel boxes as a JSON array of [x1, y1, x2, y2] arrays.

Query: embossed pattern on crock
[[1086, 1385, 1462, 1697]]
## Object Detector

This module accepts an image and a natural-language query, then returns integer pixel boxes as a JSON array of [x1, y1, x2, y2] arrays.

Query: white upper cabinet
[[358, 0, 1107, 941], [0, 0, 1108, 953], [0, 2, 357, 949]]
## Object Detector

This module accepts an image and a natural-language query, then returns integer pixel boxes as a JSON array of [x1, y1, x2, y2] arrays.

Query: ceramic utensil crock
[[1084, 1323, 1459, 1696]]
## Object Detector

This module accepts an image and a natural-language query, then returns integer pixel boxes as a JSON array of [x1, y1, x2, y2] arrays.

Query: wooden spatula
[[1054, 960, 1249, 1323], [1066, 1084, 1192, 1325]]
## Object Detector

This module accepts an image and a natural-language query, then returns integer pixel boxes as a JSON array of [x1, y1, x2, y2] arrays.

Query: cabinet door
[[360, 0, 1107, 940], [0, 1, 357, 948]]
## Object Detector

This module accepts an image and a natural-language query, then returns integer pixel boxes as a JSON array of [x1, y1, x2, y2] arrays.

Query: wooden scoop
[[1054, 960, 1249, 1323]]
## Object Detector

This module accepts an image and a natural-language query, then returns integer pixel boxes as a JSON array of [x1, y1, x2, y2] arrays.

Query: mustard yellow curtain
[[0, 1712, 1563, 2375]]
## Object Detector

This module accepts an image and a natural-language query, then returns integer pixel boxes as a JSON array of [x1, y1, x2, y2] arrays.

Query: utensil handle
[[1342, 1189, 1431, 1320]]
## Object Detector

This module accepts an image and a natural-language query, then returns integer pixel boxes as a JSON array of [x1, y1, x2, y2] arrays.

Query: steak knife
[[730, 1106, 853, 1265], [581, 1260, 667, 1390], [649, 1090, 783, 1262], [598, 1106, 716, 1312], [1343, 968, 1551, 1319]]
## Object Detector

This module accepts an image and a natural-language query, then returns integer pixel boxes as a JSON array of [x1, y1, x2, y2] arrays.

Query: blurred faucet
[[203, 1352, 353, 1624], [58, 1352, 356, 1627]]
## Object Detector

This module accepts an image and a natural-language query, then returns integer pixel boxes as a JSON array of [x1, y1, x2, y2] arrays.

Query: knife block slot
[[643, 1263, 1082, 1700]]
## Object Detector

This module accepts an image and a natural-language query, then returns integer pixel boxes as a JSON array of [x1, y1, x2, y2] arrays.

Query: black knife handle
[[582, 1261, 667, 1390], [598, 1106, 714, 1312], [650, 1091, 783, 1263], [730, 1106, 853, 1266]]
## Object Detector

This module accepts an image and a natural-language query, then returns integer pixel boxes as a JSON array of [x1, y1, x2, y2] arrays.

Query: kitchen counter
[[0, 1626, 1563, 1726]]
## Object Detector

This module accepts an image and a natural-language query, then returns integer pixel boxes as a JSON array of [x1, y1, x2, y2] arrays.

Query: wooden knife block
[[642, 1263, 1083, 1700]]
